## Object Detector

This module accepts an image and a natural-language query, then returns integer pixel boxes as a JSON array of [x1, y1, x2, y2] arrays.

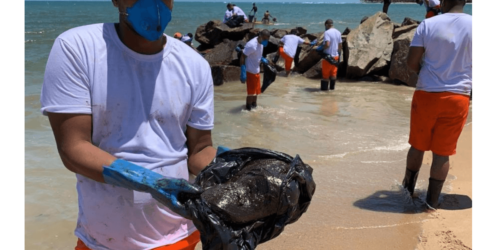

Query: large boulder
[[401, 17, 421, 27], [195, 20, 254, 47], [263, 36, 280, 57], [203, 40, 238, 66], [293, 33, 326, 73], [393, 23, 418, 39], [244, 28, 261, 42], [345, 12, 394, 78], [211, 65, 241, 86], [389, 27, 418, 87], [271, 29, 291, 39], [302, 60, 322, 79], [296, 27, 308, 36]]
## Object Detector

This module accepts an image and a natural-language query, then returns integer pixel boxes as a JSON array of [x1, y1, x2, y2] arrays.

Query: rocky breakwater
[[196, 12, 421, 87]]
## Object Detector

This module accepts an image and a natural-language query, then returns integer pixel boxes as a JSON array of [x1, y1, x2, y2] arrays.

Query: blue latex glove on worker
[[315, 45, 324, 52], [309, 39, 318, 46], [240, 65, 247, 83], [261, 57, 269, 65], [102, 159, 201, 219], [216, 146, 231, 156]]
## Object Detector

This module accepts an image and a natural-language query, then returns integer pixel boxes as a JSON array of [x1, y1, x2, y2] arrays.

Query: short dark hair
[[290, 29, 298, 35], [325, 19, 333, 25], [259, 29, 271, 37], [187, 33, 193, 38], [227, 3, 233, 8]]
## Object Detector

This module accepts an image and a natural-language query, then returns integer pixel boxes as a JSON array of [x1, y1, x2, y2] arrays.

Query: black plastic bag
[[226, 15, 245, 28], [294, 46, 302, 66], [181, 148, 315, 250], [261, 64, 277, 93]]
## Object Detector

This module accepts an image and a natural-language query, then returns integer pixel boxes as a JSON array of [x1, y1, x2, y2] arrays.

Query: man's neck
[[115, 22, 166, 55], [446, 6, 464, 14]]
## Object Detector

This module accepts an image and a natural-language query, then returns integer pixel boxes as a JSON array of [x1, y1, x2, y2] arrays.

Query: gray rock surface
[[389, 27, 418, 87]]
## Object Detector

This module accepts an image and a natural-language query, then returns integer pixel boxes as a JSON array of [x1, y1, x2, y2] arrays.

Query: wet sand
[[416, 124, 472, 250]]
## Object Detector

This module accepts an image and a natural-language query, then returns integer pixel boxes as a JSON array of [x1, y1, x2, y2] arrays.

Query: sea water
[[25, 1, 472, 249]]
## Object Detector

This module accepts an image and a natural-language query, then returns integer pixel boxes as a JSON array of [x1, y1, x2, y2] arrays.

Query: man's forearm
[[188, 146, 216, 175], [58, 141, 116, 183]]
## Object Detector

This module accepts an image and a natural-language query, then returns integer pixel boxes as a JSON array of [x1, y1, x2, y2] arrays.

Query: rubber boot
[[402, 168, 419, 196], [251, 102, 257, 109], [245, 104, 252, 111], [425, 178, 445, 210], [321, 80, 329, 91], [330, 79, 336, 90]]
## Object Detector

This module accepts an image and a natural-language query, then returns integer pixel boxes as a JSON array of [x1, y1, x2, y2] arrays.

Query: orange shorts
[[246, 72, 261, 95], [426, 5, 440, 19], [409, 91, 470, 156], [279, 47, 294, 72], [322, 57, 339, 79], [75, 231, 200, 250]]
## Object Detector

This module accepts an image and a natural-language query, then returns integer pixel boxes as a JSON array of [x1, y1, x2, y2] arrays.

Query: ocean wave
[[25, 40, 36, 43]]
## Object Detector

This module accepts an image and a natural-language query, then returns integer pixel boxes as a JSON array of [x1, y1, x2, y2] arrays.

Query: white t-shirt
[[243, 37, 263, 74], [323, 28, 342, 57], [40, 23, 214, 250], [424, 0, 440, 8], [232, 6, 248, 20], [223, 10, 232, 23], [410, 13, 472, 95], [281, 34, 305, 58]]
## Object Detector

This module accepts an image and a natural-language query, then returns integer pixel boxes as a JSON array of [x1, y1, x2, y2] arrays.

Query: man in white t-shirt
[[417, 0, 442, 18], [239, 30, 271, 111], [276, 29, 312, 77], [402, 0, 471, 210], [223, 3, 248, 24], [319, 19, 342, 91], [40, 0, 216, 249]]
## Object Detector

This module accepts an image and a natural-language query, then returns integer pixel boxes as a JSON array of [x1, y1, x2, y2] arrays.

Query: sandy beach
[[416, 124, 472, 250]]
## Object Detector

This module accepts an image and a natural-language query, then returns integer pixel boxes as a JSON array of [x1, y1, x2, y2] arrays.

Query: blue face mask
[[261, 39, 268, 47], [126, 0, 172, 41]]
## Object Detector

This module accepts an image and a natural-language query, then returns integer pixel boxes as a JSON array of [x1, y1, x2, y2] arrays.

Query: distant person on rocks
[[403, 0, 471, 210], [276, 29, 312, 77], [223, 3, 249, 25], [317, 19, 342, 91], [383, 0, 391, 14], [181, 33, 194, 48], [249, 3, 258, 23], [240, 30, 271, 111], [417, 0, 442, 18]]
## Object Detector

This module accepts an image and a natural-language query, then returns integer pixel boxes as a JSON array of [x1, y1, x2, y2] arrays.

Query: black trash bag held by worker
[[261, 64, 277, 93], [179, 148, 316, 250]]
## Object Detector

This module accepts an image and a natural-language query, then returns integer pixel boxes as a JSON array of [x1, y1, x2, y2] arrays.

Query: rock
[[203, 40, 238, 66], [263, 36, 280, 57], [271, 29, 291, 39], [345, 12, 394, 78], [393, 22, 402, 30], [360, 16, 369, 24], [244, 28, 261, 42], [296, 27, 307, 36], [393, 23, 418, 39], [301, 33, 320, 42], [211, 65, 241, 86], [401, 17, 421, 27], [342, 27, 351, 36], [195, 20, 254, 47], [294, 32, 325, 73], [302, 60, 322, 79], [389, 27, 418, 87]]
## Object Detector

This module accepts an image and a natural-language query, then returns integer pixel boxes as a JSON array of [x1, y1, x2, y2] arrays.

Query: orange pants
[[425, 5, 440, 19], [246, 72, 261, 95], [75, 231, 200, 250], [279, 47, 294, 72], [409, 91, 470, 156], [322, 57, 339, 79]]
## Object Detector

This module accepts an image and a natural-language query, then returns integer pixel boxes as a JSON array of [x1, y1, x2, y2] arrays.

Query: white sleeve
[[410, 22, 426, 48], [187, 63, 214, 131], [324, 32, 331, 43], [298, 37, 305, 44], [243, 42, 256, 56], [40, 38, 91, 116]]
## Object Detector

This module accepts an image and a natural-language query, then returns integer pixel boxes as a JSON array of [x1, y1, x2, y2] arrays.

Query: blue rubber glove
[[240, 65, 247, 83], [261, 57, 269, 65], [309, 39, 318, 46], [103, 159, 201, 218], [315, 45, 324, 52], [216, 146, 231, 156]]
